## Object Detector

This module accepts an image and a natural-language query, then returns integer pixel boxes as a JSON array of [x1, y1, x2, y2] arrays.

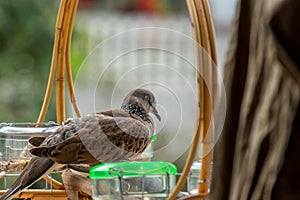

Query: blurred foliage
[[0, 0, 187, 123], [0, 1, 57, 122]]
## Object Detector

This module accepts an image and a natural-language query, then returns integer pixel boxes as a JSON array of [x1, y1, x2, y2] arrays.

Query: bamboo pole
[[65, 0, 81, 118], [37, 0, 81, 124], [166, 2, 203, 199], [37, 0, 66, 123], [202, 1, 217, 65], [55, 0, 81, 123], [55, 0, 69, 124], [194, 0, 213, 195], [168, 0, 217, 199], [202, 0, 219, 122]]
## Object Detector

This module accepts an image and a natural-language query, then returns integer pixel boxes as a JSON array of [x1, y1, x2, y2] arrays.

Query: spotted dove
[[0, 88, 160, 200]]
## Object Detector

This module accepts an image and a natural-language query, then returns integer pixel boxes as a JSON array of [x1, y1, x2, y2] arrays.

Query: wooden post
[[168, 0, 218, 199], [37, 0, 81, 124]]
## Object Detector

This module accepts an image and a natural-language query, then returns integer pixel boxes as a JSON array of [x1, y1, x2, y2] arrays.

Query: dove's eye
[[144, 95, 150, 101], [144, 95, 153, 106]]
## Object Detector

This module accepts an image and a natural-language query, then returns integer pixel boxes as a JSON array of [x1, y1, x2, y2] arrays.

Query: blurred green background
[[0, 0, 92, 122], [0, 1, 56, 122], [0, 0, 189, 123]]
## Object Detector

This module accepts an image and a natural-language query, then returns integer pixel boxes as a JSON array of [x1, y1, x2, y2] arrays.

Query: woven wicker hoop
[[35, 0, 218, 199]]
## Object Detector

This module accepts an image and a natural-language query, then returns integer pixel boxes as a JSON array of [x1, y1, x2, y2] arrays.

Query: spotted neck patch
[[121, 103, 151, 123]]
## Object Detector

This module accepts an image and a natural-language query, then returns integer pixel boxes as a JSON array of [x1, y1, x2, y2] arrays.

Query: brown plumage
[[0, 88, 160, 200]]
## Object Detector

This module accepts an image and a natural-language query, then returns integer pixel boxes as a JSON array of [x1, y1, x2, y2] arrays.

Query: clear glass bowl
[[90, 161, 177, 200], [0, 122, 59, 172], [0, 122, 60, 190]]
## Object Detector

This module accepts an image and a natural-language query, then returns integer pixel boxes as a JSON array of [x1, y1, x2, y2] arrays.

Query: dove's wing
[[0, 157, 57, 200], [28, 136, 47, 146], [30, 112, 153, 165], [0, 113, 112, 200], [0, 116, 86, 200]]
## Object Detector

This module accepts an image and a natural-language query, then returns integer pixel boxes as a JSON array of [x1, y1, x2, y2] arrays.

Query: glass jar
[[187, 160, 202, 195], [0, 122, 59, 172], [187, 160, 213, 195], [90, 161, 177, 200]]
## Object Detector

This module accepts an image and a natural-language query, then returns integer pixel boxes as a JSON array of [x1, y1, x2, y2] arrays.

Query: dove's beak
[[151, 106, 161, 121]]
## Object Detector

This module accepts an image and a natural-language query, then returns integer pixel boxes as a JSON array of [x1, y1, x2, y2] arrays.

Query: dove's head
[[122, 89, 161, 121]]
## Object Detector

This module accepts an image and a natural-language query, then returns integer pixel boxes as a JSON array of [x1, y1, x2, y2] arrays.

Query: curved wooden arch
[[169, 0, 217, 199], [37, 0, 218, 199]]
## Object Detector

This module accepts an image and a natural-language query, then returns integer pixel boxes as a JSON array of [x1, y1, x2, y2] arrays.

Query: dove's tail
[[0, 157, 55, 200]]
